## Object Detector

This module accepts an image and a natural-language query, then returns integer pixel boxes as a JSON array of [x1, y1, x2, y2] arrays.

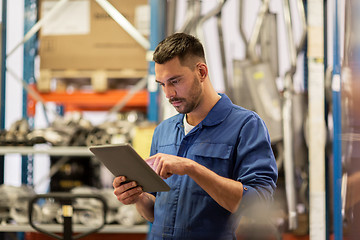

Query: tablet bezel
[[89, 143, 170, 192]]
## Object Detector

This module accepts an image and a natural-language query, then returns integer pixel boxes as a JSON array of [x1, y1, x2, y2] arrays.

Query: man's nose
[[163, 85, 176, 99]]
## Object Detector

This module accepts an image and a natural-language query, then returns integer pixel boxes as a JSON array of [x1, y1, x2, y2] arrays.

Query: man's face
[[155, 57, 203, 114]]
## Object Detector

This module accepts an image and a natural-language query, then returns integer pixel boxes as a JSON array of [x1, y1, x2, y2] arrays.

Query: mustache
[[169, 98, 184, 104]]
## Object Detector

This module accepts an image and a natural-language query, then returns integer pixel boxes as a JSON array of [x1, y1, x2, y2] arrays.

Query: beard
[[169, 76, 202, 114]]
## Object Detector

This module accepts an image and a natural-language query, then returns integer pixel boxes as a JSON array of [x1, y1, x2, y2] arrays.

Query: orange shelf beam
[[39, 89, 148, 107], [28, 88, 149, 114]]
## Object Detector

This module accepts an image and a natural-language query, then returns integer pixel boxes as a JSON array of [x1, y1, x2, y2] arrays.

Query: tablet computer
[[89, 143, 170, 192]]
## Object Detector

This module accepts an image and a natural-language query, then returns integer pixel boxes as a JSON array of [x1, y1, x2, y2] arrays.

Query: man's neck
[[186, 93, 221, 126]]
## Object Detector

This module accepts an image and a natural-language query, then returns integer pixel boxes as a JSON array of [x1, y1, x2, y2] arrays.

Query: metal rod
[[216, 1, 229, 99], [148, 0, 167, 122], [296, 0, 307, 55], [196, 0, 225, 39], [281, 0, 307, 230], [238, 0, 248, 54], [332, 0, 343, 239], [6, 0, 69, 58], [282, 71, 297, 230], [282, 0, 297, 69], [0, 0, 7, 188], [178, 0, 196, 33], [6, 67, 58, 117], [105, 77, 148, 120], [247, 0, 270, 63], [195, 0, 228, 96]]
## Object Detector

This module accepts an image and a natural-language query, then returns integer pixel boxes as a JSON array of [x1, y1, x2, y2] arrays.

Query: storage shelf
[[32, 89, 149, 112], [0, 224, 148, 233], [0, 146, 93, 156]]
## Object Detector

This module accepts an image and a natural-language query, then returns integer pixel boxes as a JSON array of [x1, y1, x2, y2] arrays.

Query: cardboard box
[[39, 0, 149, 71]]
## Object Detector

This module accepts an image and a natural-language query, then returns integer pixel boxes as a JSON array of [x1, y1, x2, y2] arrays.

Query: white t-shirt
[[183, 115, 195, 135]]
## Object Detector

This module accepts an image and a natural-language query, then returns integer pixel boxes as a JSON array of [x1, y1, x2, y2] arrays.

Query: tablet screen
[[89, 144, 170, 192]]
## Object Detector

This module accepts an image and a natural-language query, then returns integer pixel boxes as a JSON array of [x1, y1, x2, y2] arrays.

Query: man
[[113, 33, 278, 240]]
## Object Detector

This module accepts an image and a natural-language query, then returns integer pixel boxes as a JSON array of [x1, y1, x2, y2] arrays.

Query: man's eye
[[170, 79, 180, 84]]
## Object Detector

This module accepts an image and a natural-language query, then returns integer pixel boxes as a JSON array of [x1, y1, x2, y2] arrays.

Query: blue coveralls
[[148, 94, 278, 240]]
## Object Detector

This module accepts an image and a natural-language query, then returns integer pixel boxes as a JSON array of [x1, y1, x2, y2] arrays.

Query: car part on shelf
[[4, 119, 30, 145], [41, 199, 61, 223], [116, 204, 146, 226], [0, 185, 38, 224], [29, 193, 107, 240]]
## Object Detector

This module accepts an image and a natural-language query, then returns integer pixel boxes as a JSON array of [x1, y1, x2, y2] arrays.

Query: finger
[[121, 191, 143, 205], [145, 156, 158, 172], [122, 181, 138, 191], [113, 176, 126, 188], [159, 163, 172, 179], [155, 156, 164, 175], [153, 155, 162, 173], [118, 186, 143, 204], [145, 155, 155, 165], [113, 180, 136, 196]]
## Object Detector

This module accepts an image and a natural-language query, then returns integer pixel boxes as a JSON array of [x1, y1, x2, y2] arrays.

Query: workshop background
[[0, 0, 359, 240]]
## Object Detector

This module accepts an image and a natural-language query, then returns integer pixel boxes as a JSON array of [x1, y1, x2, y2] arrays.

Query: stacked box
[[39, 0, 149, 71]]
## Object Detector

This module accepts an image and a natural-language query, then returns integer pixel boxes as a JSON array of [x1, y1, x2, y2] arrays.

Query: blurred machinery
[[0, 111, 148, 192], [0, 185, 39, 225], [0, 111, 146, 147], [0, 185, 145, 227]]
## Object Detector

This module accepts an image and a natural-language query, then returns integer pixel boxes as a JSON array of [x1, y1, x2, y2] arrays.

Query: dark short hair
[[153, 33, 206, 68]]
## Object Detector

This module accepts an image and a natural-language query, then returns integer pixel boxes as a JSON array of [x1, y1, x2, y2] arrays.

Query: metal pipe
[[215, 1, 229, 99], [178, 0, 201, 35], [282, 0, 297, 69], [238, 0, 248, 54], [178, 0, 195, 33], [282, 71, 297, 230], [247, 0, 270, 63], [281, 0, 307, 230], [195, 0, 227, 95], [296, 0, 307, 55], [196, 0, 225, 38]]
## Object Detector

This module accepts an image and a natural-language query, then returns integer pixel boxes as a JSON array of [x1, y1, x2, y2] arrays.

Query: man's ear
[[197, 63, 208, 81]]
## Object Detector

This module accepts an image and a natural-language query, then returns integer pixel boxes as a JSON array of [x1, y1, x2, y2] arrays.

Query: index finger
[[145, 155, 156, 167]]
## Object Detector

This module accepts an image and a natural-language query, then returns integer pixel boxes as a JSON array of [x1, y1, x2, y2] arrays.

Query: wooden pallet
[[38, 69, 148, 93]]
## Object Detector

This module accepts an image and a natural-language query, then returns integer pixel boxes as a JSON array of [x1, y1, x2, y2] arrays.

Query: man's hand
[[145, 153, 194, 179], [147, 153, 244, 213], [113, 176, 143, 205]]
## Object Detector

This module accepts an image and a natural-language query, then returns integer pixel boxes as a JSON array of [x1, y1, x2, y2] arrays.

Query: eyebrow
[[155, 75, 183, 84]]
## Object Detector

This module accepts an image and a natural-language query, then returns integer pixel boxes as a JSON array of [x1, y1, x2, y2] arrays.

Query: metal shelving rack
[[0, 0, 167, 237], [0, 0, 7, 186], [0, 0, 166, 186], [0, 224, 148, 234], [0, 146, 93, 156]]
